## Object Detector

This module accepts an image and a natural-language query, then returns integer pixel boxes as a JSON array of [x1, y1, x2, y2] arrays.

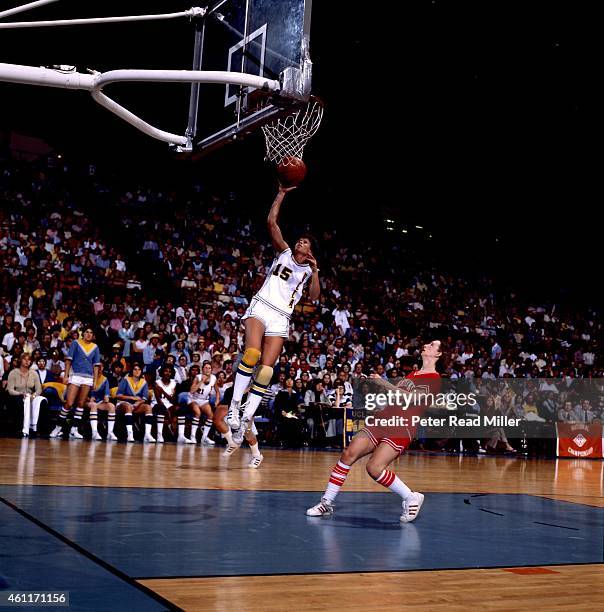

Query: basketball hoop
[[261, 98, 323, 165]]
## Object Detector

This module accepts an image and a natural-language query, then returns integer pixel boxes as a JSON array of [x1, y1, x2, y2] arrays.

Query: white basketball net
[[261, 99, 323, 165]]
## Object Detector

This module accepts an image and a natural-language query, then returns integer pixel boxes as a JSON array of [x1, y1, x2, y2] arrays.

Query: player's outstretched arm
[[368, 374, 399, 392], [267, 186, 294, 252], [306, 253, 320, 301]]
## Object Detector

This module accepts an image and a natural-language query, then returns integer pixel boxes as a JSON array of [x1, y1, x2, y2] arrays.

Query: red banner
[[556, 423, 603, 458]]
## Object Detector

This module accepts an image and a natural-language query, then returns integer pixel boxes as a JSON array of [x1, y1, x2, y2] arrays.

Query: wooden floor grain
[[139, 564, 604, 612], [1, 438, 602, 506]]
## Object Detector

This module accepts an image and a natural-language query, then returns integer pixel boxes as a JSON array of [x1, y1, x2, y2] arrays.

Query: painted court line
[[0, 496, 180, 611]]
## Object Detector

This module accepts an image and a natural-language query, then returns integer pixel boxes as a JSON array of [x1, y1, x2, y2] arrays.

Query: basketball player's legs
[[84, 388, 106, 441], [176, 400, 195, 444], [214, 403, 235, 449], [233, 335, 281, 445], [188, 401, 202, 443], [133, 401, 155, 442], [49, 383, 78, 437], [95, 400, 117, 440], [244, 425, 263, 468], [199, 401, 215, 445], [72, 385, 92, 439], [226, 317, 265, 428], [306, 434, 376, 516], [64, 384, 79, 410], [152, 404, 167, 443], [87, 399, 102, 440], [117, 401, 135, 442], [366, 442, 425, 523]]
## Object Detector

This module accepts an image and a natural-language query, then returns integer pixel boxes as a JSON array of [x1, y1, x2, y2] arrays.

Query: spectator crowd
[[1, 153, 602, 453]]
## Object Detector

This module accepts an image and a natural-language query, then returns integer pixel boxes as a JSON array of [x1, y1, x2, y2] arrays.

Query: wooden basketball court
[[1, 439, 602, 610]]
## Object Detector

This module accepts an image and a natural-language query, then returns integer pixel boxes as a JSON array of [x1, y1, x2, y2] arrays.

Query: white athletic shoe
[[222, 443, 240, 457], [248, 455, 264, 469], [400, 492, 424, 523], [69, 429, 84, 439], [156, 435, 164, 444], [92, 432, 103, 441], [225, 399, 241, 429], [143, 434, 156, 443], [126, 433, 135, 443], [306, 498, 334, 517], [177, 436, 196, 445], [49, 426, 63, 439], [201, 437, 215, 446], [232, 415, 251, 446], [107, 433, 118, 441]]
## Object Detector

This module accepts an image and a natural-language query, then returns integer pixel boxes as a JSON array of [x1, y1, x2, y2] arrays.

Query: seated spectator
[[304, 379, 330, 442], [6, 353, 44, 437], [522, 393, 545, 422], [115, 363, 153, 443], [275, 377, 305, 447], [574, 399, 596, 424], [483, 395, 517, 454], [325, 380, 352, 448], [558, 401, 578, 423]]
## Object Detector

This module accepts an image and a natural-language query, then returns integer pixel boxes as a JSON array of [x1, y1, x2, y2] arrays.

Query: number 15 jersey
[[254, 248, 311, 317]]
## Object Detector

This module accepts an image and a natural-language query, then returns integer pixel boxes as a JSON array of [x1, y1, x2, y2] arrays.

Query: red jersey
[[363, 370, 441, 455]]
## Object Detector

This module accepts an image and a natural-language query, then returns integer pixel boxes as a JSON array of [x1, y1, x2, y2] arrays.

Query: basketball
[[277, 156, 307, 187]]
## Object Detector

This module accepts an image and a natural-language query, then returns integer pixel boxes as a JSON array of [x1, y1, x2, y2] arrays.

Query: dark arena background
[[0, 1, 602, 611]]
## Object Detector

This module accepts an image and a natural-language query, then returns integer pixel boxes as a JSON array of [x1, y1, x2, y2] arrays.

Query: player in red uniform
[[306, 340, 443, 522]]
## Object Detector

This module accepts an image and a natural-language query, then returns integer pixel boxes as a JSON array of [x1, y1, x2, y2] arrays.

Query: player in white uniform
[[226, 185, 320, 449], [189, 362, 216, 445], [152, 365, 177, 443]]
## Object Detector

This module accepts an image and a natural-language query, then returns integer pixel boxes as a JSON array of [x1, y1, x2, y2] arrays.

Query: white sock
[[190, 416, 199, 437], [126, 424, 133, 436], [223, 429, 234, 445], [232, 361, 255, 403], [178, 422, 186, 437], [249, 442, 261, 457], [242, 392, 264, 420], [202, 424, 211, 440], [107, 416, 115, 436], [90, 413, 98, 434], [145, 422, 152, 436], [323, 461, 351, 504], [374, 469, 412, 500], [156, 415, 164, 439]]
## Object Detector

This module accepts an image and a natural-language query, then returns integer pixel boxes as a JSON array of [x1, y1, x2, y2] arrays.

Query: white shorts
[[188, 393, 211, 405], [242, 298, 289, 338], [68, 374, 94, 387], [151, 399, 174, 410]]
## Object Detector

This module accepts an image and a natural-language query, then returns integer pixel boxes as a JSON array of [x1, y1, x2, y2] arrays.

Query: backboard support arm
[[0, 63, 281, 148]]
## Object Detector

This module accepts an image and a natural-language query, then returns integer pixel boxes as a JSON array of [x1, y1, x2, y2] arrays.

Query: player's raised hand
[[278, 182, 298, 194]]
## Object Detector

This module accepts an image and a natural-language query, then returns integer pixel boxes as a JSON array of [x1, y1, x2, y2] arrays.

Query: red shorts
[[361, 427, 414, 456]]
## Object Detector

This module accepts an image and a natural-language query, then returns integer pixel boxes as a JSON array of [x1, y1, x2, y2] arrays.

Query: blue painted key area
[[1, 485, 602, 584]]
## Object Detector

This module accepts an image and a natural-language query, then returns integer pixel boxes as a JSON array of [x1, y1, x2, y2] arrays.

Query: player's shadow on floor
[[68, 504, 215, 524]]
